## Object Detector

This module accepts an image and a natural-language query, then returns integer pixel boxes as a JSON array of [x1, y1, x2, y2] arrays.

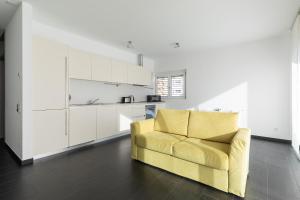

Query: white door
[[69, 106, 97, 146], [69, 48, 92, 80], [97, 105, 118, 139], [91, 54, 112, 82], [111, 60, 127, 83], [33, 110, 68, 155], [32, 36, 67, 110]]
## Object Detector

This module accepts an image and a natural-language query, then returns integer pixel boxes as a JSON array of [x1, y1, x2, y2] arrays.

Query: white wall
[[5, 2, 32, 160], [292, 16, 300, 156], [21, 3, 33, 160], [155, 33, 291, 140], [32, 21, 155, 104]]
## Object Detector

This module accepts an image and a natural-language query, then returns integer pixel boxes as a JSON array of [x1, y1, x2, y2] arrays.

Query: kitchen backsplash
[[69, 79, 154, 104]]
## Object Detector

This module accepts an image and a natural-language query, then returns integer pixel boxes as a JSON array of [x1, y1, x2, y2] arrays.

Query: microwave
[[121, 96, 132, 103], [147, 95, 161, 102]]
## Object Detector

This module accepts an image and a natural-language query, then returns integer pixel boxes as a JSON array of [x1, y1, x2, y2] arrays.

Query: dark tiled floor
[[0, 136, 299, 200]]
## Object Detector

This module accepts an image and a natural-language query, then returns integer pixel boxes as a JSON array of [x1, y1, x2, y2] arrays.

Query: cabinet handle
[[65, 56, 68, 107], [65, 110, 68, 136]]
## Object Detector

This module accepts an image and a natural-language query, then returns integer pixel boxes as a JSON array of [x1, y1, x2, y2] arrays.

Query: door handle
[[16, 104, 21, 113]]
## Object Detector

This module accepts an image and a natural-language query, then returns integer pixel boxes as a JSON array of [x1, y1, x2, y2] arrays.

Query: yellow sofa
[[131, 109, 251, 197]]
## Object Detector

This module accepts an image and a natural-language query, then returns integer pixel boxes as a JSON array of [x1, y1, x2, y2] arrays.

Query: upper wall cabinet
[[127, 64, 140, 85], [127, 64, 152, 86], [32, 36, 68, 110], [139, 67, 152, 86], [69, 48, 92, 80], [91, 54, 112, 82], [111, 60, 127, 83]]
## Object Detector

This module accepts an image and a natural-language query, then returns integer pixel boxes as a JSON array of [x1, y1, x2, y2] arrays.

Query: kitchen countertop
[[69, 101, 165, 107]]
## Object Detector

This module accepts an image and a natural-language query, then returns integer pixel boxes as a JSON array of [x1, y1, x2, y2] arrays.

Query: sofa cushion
[[135, 131, 186, 155], [173, 138, 230, 170], [188, 111, 239, 143], [154, 109, 190, 136]]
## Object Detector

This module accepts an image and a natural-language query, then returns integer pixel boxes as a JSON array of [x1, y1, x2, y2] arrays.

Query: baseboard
[[251, 135, 291, 144], [4, 142, 33, 166]]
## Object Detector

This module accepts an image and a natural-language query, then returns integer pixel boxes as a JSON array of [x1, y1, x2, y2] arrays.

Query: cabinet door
[[111, 60, 127, 83], [117, 105, 133, 132], [127, 64, 139, 85], [131, 105, 146, 122], [140, 68, 152, 86], [91, 54, 112, 82], [33, 110, 68, 155], [69, 48, 92, 80], [32, 36, 67, 110], [97, 105, 118, 139], [69, 106, 97, 146]]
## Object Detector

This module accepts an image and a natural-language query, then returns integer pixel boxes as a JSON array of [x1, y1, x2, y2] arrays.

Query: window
[[155, 70, 186, 99]]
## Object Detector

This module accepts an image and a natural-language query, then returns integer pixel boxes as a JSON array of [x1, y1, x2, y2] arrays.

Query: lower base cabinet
[[33, 109, 68, 155], [69, 106, 97, 146], [97, 105, 118, 139]]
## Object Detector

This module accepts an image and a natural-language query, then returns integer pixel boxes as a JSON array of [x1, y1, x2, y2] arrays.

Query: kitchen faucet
[[87, 98, 100, 105]]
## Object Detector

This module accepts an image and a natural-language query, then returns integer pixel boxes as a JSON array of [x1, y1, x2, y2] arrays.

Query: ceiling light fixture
[[126, 41, 135, 49], [172, 42, 180, 48]]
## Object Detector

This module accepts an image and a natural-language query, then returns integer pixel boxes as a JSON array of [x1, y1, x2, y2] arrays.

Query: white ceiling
[[0, 0, 18, 30], [13, 0, 300, 57]]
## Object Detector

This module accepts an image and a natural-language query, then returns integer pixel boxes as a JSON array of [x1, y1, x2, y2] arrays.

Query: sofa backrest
[[154, 109, 190, 136], [187, 111, 239, 143]]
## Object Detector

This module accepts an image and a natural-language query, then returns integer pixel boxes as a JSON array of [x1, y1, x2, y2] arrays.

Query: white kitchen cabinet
[[127, 64, 139, 85], [33, 110, 68, 155], [97, 105, 118, 139], [140, 68, 152, 86], [32, 36, 67, 110], [111, 60, 127, 83], [91, 54, 112, 82], [131, 105, 146, 121], [69, 48, 92, 80], [69, 106, 97, 146], [117, 105, 133, 132], [127, 64, 152, 86]]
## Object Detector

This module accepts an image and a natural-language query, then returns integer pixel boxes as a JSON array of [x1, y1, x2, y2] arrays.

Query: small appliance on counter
[[147, 95, 161, 102], [121, 95, 135, 103]]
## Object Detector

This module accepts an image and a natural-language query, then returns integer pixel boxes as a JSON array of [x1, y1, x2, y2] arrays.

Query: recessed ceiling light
[[5, 0, 21, 6]]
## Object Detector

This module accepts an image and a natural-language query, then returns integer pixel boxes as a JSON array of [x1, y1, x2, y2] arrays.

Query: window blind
[[171, 75, 184, 97], [156, 76, 169, 97]]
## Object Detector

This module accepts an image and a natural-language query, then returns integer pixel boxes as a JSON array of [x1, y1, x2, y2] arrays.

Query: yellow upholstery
[[137, 146, 229, 192], [136, 131, 186, 155], [188, 111, 239, 143], [229, 128, 251, 197], [154, 109, 190, 136], [131, 119, 154, 159], [131, 110, 251, 198], [173, 138, 229, 170]]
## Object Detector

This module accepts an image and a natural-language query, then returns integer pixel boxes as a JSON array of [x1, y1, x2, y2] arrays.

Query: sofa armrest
[[228, 128, 251, 197], [131, 119, 154, 135], [131, 119, 154, 159]]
